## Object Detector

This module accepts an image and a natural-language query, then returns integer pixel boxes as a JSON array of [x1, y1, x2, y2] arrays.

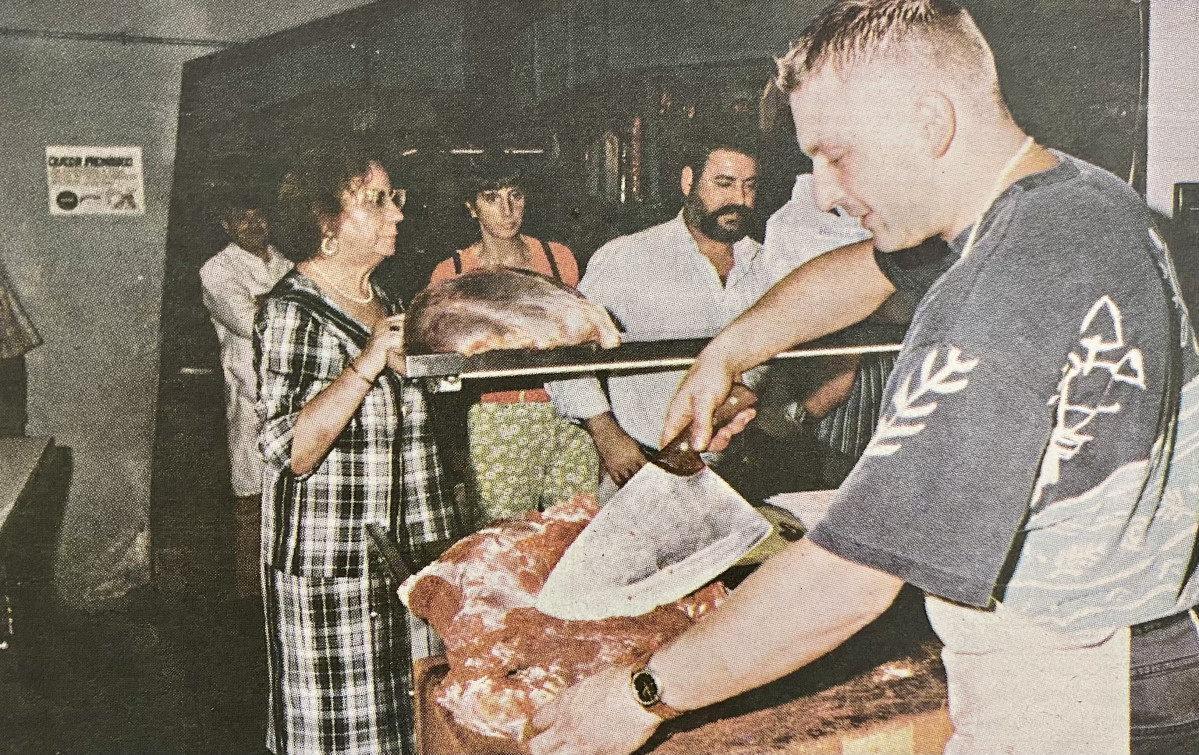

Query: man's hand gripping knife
[[661, 342, 755, 454]]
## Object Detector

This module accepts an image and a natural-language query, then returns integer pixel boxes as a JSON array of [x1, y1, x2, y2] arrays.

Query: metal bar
[[403, 325, 906, 381], [462, 342, 901, 380]]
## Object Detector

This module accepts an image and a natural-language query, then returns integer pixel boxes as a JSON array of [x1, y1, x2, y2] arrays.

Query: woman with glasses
[[429, 162, 599, 527], [256, 145, 467, 755]]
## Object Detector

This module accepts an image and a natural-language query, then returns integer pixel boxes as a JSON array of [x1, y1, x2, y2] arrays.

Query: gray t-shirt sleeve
[[807, 322, 1057, 606]]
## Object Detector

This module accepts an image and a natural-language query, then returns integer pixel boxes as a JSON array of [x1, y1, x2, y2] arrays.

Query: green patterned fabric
[[466, 401, 599, 527]]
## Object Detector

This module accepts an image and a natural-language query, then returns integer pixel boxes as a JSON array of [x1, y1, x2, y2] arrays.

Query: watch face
[[631, 669, 661, 707]]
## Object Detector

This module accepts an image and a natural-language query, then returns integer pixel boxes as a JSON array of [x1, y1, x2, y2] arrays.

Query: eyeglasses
[[357, 187, 406, 210]]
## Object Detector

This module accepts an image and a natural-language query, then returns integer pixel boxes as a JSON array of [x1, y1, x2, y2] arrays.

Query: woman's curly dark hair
[[272, 143, 378, 263]]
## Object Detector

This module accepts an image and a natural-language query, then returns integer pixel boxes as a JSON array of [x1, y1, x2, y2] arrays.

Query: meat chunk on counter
[[405, 268, 620, 356], [399, 494, 726, 747]]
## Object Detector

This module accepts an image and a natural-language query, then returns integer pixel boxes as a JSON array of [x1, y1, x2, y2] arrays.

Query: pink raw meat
[[399, 494, 726, 746], [405, 268, 620, 356]]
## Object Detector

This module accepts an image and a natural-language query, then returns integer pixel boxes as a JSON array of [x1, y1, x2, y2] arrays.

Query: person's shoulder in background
[[199, 242, 235, 280], [763, 175, 872, 280]]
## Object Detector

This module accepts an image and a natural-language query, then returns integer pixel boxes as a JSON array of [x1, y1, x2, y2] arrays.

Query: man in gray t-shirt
[[816, 152, 1199, 630], [530, 3, 1199, 755]]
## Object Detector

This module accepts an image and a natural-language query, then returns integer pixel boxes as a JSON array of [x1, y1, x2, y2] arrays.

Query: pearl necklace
[[307, 265, 374, 305]]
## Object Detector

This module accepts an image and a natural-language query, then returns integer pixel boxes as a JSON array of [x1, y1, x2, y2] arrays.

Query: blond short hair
[[776, 0, 1005, 109]]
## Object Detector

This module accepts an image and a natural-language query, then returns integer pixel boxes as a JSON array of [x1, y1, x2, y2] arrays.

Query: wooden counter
[[645, 641, 949, 755], [414, 587, 951, 755]]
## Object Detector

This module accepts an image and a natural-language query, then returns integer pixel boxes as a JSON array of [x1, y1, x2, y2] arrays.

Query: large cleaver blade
[[536, 384, 771, 620]]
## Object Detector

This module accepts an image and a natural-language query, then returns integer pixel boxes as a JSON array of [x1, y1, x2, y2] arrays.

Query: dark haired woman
[[429, 168, 599, 526], [256, 148, 466, 755]]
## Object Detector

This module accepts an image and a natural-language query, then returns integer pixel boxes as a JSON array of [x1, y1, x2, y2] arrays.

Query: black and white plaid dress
[[255, 271, 467, 755]]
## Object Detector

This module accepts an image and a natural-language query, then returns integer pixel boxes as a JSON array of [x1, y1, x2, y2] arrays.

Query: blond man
[[531, 2, 1199, 754]]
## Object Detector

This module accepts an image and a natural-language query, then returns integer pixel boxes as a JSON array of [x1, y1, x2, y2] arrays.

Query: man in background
[[764, 172, 871, 281], [199, 199, 291, 598], [549, 133, 825, 499]]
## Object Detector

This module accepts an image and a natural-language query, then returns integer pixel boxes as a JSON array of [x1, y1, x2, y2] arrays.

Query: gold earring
[[321, 235, 339, 256]]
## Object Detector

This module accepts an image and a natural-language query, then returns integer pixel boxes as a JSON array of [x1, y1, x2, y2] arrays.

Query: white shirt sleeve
[[544, 245, 624, 421], [200, 253, 258, 340], [545, 375, 611, 422]]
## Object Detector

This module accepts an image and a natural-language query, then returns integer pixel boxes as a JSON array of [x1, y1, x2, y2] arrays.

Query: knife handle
[[652, 383, 758, 476]]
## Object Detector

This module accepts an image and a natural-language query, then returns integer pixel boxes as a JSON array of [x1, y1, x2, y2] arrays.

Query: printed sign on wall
[[46, 146, 145, 216]]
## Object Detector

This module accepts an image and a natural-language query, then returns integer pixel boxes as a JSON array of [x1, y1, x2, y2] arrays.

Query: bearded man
[[547, 133, 779, 500]]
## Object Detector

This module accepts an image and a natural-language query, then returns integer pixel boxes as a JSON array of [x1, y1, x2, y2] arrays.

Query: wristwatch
[[629, 663, 683, 720], [785, 401, 809, 429]]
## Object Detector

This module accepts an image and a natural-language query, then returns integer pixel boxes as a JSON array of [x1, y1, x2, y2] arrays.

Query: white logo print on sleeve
[[1031, 296, 1146, 507], [864, 347, 979, 457]]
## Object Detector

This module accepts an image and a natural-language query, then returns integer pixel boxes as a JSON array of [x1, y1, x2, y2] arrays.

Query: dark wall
[[970, 0, 1143, 184], [502, 0, 1144, 264]]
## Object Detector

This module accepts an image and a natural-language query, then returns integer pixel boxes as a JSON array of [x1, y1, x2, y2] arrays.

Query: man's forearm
[[649, 538, 903, 712], [582, 411, 624, 441], [582, 411, 648, 484], [707, 240, 895, 375]]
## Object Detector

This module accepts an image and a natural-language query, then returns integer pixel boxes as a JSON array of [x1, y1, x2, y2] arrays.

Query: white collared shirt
[[763, 174, 872, 282], [200, 242, 292, 392], [548, 214, 776, 449], [200, 242, 292, 496]]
